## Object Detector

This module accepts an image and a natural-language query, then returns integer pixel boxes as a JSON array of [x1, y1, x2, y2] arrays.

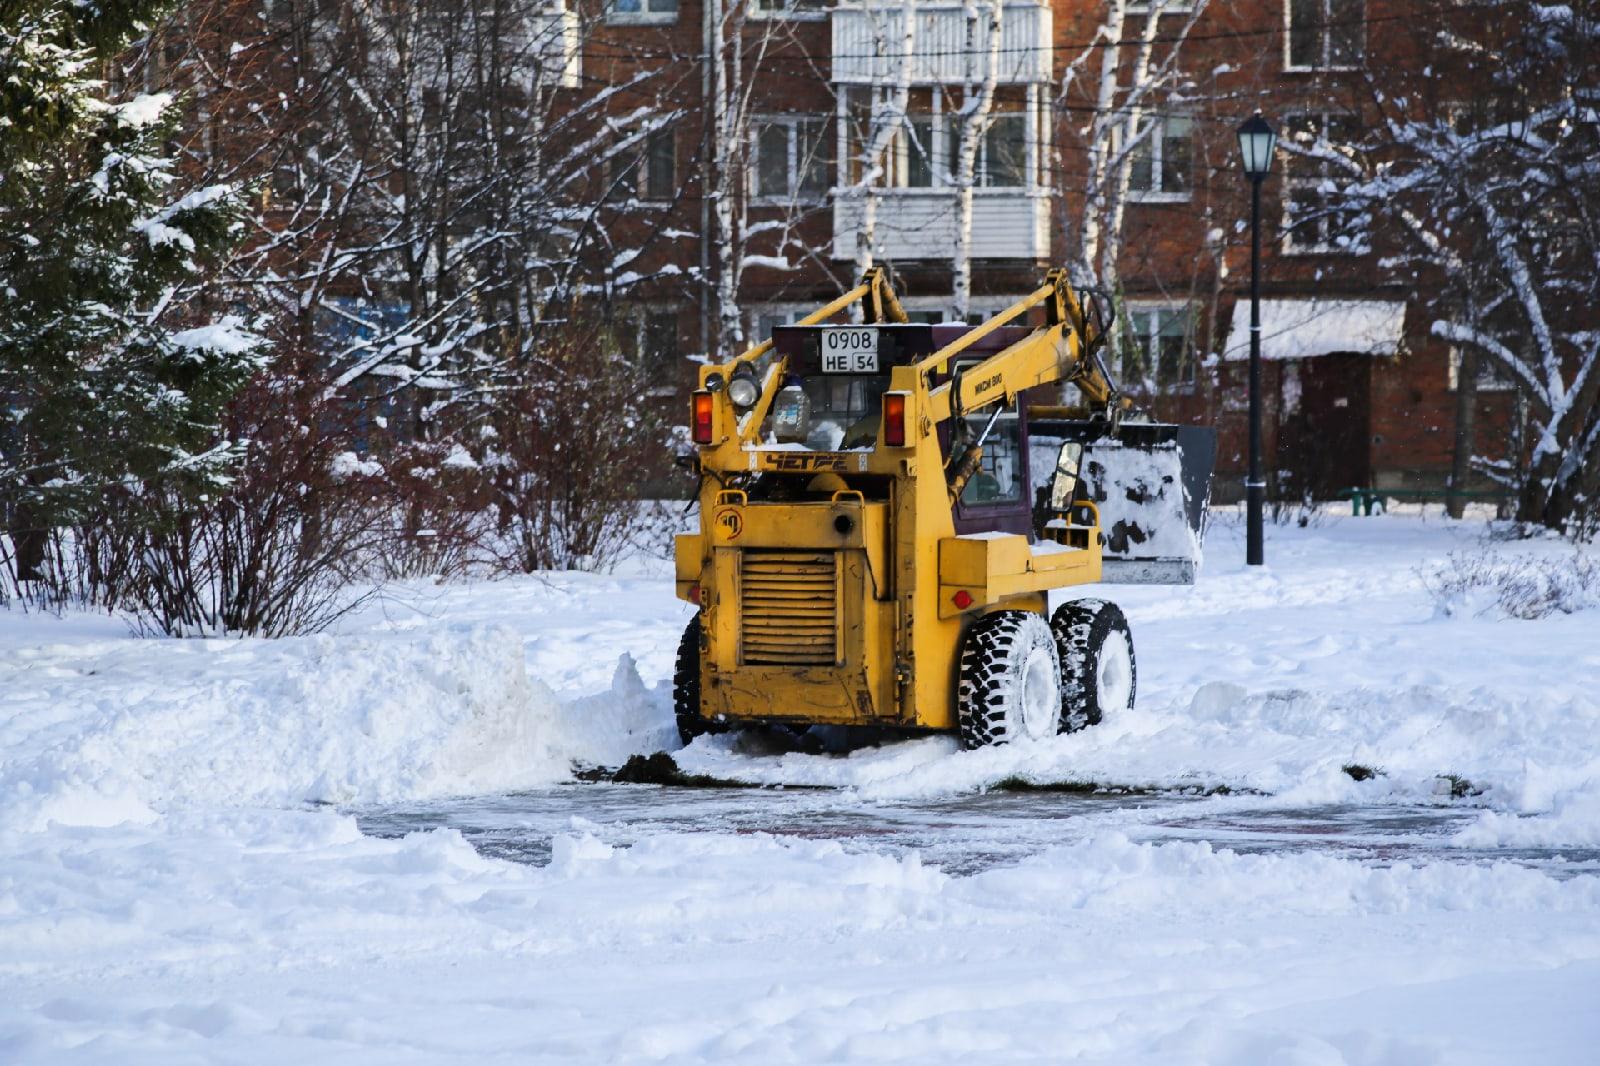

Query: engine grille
[[740, 550, 837, 666]]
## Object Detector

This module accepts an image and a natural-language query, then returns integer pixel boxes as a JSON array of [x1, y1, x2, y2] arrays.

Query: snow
[[0, 625, 574, 832], [1223, 299, 1408, 361], [168, 316, 258, 356], [2, 514, 1598, 1062], [114, 93, 172, 129], [329, 450, 384, 478]]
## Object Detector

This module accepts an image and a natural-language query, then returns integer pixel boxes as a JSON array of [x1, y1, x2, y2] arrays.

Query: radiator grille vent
[[740, 551, 837, 666]]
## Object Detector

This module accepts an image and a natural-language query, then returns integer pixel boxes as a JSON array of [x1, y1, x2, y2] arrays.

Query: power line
[[572, 4, 1483, 68]]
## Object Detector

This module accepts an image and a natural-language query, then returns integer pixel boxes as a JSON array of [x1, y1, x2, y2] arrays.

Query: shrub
[[1423, 549, 1600, 620]]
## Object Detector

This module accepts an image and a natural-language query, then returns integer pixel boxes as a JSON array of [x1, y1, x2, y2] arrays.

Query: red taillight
[[688, 583, 701, 605], [952, 589, 973, 610], [883, 391, 908, 447], [692, 392, 714, 444]]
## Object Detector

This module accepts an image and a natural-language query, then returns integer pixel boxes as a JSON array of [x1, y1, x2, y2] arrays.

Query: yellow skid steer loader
[[674, 268, 1214, 748]]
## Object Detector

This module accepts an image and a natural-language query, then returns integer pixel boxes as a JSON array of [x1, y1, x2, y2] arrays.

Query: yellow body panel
[[675, 269, 1112, 734]]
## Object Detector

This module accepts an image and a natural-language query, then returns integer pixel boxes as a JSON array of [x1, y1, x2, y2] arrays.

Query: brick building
[[566, 0, 1514, 502]]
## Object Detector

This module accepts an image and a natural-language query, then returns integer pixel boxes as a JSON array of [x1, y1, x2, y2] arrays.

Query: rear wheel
[[957, 611, 1062, 749], [1051, 598, 1136, 731], [672, 615, 724, 746]]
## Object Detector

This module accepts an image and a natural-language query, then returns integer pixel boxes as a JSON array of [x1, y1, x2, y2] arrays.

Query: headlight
[[728, 369, 760, 408]]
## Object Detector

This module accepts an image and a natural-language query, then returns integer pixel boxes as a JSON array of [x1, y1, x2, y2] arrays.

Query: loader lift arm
[[696, 267, 1126, 455], [919, 268, 1127, 427]]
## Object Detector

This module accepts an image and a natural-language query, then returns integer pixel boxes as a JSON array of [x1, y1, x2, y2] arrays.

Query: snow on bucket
[[1031, 421, 1216, 584]]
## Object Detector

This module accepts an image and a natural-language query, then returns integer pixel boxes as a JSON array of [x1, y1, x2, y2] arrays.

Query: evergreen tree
[[1, 0, 257, 579]]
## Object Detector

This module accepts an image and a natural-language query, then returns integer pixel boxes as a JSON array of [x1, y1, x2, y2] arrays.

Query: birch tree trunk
[[950, 0, 1003, 322], [853, 0, 917, 283]]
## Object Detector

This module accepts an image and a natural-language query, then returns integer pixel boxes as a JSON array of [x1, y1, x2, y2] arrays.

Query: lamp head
[[1236, 113, 1277, 179]]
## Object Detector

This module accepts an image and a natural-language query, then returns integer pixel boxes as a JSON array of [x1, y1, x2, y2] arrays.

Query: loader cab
[[946, 374, 1033, 539], [759, 323, 1042, 536]]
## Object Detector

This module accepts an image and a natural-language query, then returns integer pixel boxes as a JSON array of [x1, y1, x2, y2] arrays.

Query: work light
[[727, 366, 760, 408]]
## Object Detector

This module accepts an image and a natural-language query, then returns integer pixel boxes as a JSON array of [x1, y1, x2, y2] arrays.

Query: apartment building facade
[[567, 0, 1515, 501]]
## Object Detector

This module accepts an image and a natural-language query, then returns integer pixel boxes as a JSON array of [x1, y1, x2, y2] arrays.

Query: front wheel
[[957, 611, 1062, 749], [1051, 598, 1136, 731]]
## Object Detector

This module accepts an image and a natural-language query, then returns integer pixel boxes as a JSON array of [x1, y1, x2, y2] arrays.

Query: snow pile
[[1453, 780, 1600, 848], [558, 653, 680, 766], [0, 624, 573, 831]]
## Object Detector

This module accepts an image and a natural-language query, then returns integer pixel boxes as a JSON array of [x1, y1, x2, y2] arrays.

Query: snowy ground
[[3, 511, 1600, 1063]]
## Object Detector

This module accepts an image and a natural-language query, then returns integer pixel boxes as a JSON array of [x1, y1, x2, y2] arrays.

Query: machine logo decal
[[760, 453, 850, 472], [714, 507, 744, 539]]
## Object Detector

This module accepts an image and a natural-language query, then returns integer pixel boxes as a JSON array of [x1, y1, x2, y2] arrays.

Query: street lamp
[[1236, 112, 1276, 567]]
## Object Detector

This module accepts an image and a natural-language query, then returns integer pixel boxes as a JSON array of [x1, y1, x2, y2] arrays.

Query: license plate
[[820, 328, 879, 373]]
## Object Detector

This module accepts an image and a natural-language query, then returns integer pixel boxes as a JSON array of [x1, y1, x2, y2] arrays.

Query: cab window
[[959, 407, 1024, 506]]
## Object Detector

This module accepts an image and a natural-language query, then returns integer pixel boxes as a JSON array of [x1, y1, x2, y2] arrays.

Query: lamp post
[[1236, 113, 1276, 567]]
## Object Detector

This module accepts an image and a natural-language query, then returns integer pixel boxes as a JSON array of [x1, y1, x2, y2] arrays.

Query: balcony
[[831, 188, 1051, 262], [831, 1, 1054, 86]]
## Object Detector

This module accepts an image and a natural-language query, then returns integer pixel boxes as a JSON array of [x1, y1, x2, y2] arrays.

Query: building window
[[1126, 0, 1197, 11], [607, 0, 677, 23], [843, 87, 1035, 190], [610, 127, 675, 202], [1125, 306, 1195, 388], [751, 0, 829, 19], [617, 309, 679, 377], [1128, 115, 1192, 200], [1448, 348, 1515, 392], [982, 113, 1028, 187], [943, 111, 1028, 187], [1282, 112, 1368, 255], [1287, 0, 1364, 70], [752, 117, 833, 201]]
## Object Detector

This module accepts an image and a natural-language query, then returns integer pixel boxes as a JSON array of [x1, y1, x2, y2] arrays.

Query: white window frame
[[748, 0, 830, 22], [1126, 0, 1197, 13], [750, 116, 832, 204], [837, 85, 1044, 194], [604, 0, 678, 25], [1125, 114, 1193, 203], [1281, 111, 1369, 256], [1447, 347, 1516, 393], [1123, 302, 1198, 391], [1284, 0, 1365, 72]]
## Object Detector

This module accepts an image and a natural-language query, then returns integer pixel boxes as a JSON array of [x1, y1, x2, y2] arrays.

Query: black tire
[[956, 611, 1063, 749], [672, 615, 723, 746], [1050, 598, 1136, 731]]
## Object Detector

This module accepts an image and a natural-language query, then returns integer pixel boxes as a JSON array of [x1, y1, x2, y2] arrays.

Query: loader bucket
[[1030, 421, 1217, 584]]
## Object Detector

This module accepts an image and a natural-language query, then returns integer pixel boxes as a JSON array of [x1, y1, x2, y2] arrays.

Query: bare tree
[[1055, 0, 1210, 299], [1323, 1, 1600, 535]]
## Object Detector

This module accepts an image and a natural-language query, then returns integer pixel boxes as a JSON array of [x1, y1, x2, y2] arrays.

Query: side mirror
[[1050, 442, 1082, 510]]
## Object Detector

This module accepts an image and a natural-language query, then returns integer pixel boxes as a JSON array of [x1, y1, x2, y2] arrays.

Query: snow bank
[[678, 679, 1600, 805], [0, 624, 573, 831]]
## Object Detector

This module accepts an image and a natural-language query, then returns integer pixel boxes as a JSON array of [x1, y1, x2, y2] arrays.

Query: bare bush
[[485, 318, 676, 574], [117, 356, 394, 637], [1422, 549, 1600, 621], [372, 441, 494, 581]]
